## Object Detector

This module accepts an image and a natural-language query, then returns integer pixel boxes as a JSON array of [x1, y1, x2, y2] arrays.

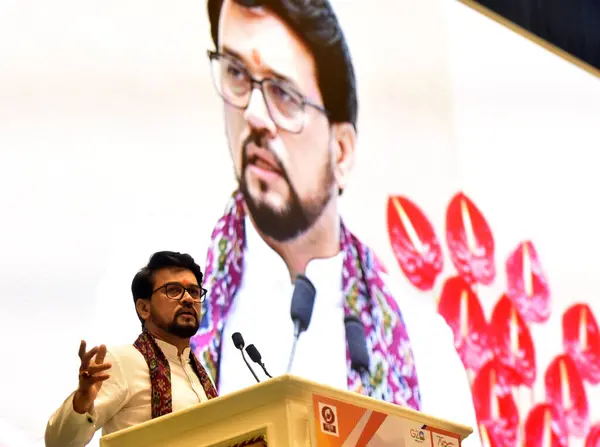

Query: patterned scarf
[[134, 329, 219, 418], [190, 190, 421, 409]]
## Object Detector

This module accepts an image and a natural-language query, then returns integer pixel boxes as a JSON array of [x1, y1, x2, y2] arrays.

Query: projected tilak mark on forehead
[[251, 48, 262, 66]]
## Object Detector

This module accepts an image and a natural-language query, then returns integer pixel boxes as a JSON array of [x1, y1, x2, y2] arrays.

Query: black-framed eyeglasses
[[207, 50, 328, 134], [151, 282, 207, 303]]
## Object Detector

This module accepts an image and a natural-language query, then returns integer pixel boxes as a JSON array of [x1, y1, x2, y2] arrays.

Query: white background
[[444, 4, 600, 447], [0, 0, 599, 445]]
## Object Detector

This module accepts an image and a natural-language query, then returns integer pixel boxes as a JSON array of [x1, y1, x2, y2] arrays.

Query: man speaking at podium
[[191, 0, 481, 445], [45, 252, 218, 447]]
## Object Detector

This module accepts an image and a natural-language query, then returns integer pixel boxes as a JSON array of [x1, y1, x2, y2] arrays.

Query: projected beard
[[151, 305, 200, 338], [238, 130, 335, 242]]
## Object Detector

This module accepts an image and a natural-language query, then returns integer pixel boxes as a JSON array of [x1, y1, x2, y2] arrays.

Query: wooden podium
[[100, 374, 473, 447]]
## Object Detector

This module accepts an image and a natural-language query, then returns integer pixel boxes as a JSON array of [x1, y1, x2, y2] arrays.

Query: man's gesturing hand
[[72, 340, 112, 415]]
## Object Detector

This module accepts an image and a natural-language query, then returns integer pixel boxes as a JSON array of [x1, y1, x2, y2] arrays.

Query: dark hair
[[131, 251, 204, 324], [207, 0, 358, 130]]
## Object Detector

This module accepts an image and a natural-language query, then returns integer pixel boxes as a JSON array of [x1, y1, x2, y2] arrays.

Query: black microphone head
[[345, 316, 370, 372], [232, 332, 245, 350], [245, 344, 262, 363], [290, 274, 316, 333]]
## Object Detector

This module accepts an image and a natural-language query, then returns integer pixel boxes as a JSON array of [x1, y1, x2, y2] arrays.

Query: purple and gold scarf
[[190, 190, 421, 409], [134, 329, 218, 418]]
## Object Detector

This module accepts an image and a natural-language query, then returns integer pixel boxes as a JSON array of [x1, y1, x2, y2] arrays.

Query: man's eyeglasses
[[208, 50, 328, 134], [152, 282, 207, 303]]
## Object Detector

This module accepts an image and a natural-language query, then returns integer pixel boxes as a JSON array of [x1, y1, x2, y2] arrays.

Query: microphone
[[345, 315, 372, 396], [232, 332, 260, 383], [286, 274, 316, 373], [246, 344, 273, 379]]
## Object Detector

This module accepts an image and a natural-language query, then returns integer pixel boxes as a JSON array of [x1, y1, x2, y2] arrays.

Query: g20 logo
[[410, 429, 426, 442]]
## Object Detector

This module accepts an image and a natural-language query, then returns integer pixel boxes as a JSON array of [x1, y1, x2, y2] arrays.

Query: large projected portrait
[[189, 0, 478, 441]]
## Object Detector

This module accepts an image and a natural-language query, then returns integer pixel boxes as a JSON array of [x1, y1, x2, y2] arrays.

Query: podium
[[100, 374, 473, 447]]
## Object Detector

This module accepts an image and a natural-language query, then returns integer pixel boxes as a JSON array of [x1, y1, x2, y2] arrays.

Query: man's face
[[147, 267, 202, 338], [217, 0, 337, 241]]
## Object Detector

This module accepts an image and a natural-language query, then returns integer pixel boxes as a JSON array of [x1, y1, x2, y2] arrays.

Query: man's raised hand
[[72, 340, 112, 414]]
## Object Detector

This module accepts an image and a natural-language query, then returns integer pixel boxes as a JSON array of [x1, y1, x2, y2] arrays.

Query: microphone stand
[[258, 361, 273, 379], [359, 368, 373, 397], [286, 320, 302, 373], [240, 348, 260, 383]]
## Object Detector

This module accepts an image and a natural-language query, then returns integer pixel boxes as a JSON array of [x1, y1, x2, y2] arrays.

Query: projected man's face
[[217, 0, 338, 242]]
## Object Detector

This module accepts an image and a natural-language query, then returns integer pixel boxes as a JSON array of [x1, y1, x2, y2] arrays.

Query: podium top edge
[[101, 373, 473, 444]]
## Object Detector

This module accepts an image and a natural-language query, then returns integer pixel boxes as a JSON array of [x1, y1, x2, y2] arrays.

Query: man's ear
[[331, 123, 357, 193], [135, 298, 151, 323]]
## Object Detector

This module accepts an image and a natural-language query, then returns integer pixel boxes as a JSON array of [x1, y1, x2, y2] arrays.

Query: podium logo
[[318, 403, 339, 437], [435, 435, 455, 447]]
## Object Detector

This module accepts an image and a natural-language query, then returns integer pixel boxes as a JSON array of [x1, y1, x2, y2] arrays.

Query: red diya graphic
[[544, 354, 590, 437], [563, 303, 600, 385], [472, 359, 520, 447], [386, 195, 443, 291], [445, 192, 495, 286], [478, 422, 502, 447], [437, 276, 490, 372], [523, 403, 568, 447], [585, 423, 600, 447], [488, 295, 536, 388], [505, 240, 551, 324]]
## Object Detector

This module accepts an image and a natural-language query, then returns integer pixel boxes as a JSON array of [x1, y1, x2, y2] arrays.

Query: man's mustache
[[176, 308, 196, 318], [243, 129, 268, 153], [241, 130, 286, 174]]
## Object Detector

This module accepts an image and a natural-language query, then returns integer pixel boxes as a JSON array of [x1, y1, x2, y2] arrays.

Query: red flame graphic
[[445, 192, 495, 286], [545, 354, 590, 437], [437, 276, 490, 372], [523, 403, 568, 447], [585, 422, 600, 447], [489, 295, 536, 387], [387, 195, 443, 291], [472, 359, 519, 447], [505, 240, 551, 324], [563, 303, 600, 385]]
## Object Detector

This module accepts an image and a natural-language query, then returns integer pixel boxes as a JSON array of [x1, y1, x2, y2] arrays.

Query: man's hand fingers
[[94, 345, 107, 365], [87, 363, 112, 375], [78, 341, 109, 386], [89, 373, 111, 384], [78, 340, 87, 361], [80, 346, 99, 369], [79, 368, 111, 383]]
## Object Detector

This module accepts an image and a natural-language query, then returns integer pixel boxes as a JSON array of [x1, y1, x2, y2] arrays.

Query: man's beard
[[237, 130, 335, 242], [166, 319, 199, 338], [152, 307, 200, 338]]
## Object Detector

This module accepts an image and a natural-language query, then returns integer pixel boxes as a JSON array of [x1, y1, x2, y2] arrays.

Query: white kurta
[[45, 339, 211, 447], [219, 217, 482, 447]]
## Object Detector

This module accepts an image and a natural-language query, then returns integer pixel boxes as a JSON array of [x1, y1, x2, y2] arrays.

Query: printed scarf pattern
[[134, 329, 218, 418], [190, 190, 421, 409]]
